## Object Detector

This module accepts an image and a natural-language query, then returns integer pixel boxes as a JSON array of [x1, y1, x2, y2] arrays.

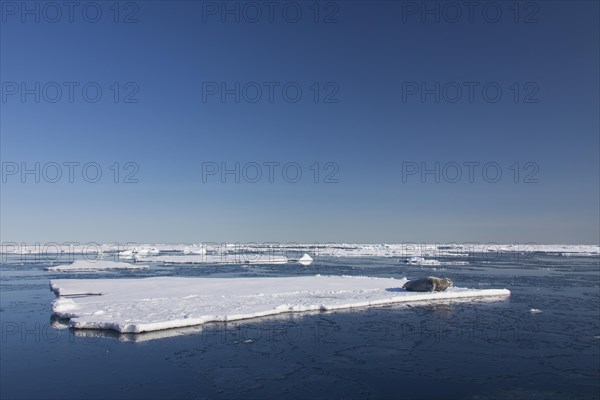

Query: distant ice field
[[2, 243, 598, 258]]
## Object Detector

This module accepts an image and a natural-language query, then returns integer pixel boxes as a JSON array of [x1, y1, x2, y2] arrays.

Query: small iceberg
[[298, 253, 313, 266]]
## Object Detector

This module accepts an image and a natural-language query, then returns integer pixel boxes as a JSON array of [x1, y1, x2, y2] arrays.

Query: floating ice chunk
[[443, 261, 470, 266], [118, 247, 159, 260], [52, 298, 78, 314], [118, 250, 134, 259], [50, 275, 511, 333], [529, 308, 542, 314], [403, 257, 441, 266], [45, 260, 148, 272], [298, 253, 313, 266], [183, 246, 206, 255], [135, 247, 159, 256]]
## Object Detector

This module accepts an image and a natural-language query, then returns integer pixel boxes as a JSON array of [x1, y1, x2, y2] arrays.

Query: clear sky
[[1, 1, 598, 244]]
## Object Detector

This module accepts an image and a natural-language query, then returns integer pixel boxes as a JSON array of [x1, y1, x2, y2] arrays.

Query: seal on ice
[[402, 277, 453, 292]]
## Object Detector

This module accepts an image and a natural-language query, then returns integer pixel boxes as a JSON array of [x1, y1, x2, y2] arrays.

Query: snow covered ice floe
[[45, 260, 148, 272], [50, 275, 510, 333], [135, 253, 311, 265]]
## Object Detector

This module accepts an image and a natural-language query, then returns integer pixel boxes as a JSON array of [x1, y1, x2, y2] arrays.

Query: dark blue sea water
[[1, 253, 599, 399]]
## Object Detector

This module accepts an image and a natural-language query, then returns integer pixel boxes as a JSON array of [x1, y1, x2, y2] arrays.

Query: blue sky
[[1, 1, 598, 244]]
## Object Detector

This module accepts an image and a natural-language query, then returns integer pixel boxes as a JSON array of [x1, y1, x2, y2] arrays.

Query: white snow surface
[[45, 260, 148, 272], [135, 255, 290, 264], [50, 275, 510, 333]]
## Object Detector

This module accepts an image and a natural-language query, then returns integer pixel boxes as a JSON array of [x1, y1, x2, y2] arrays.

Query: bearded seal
[[403, 277, 453, 292]]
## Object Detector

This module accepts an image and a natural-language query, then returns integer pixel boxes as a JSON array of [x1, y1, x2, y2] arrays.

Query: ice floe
[[183, 246, 207, 255], [45, 260, 148, 272], [134, 253, 311, 265], [403, 257, 441, 266], [50, 275, 510, 333], [297, 253, 313, 266], [401, 257, 468, 266]]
